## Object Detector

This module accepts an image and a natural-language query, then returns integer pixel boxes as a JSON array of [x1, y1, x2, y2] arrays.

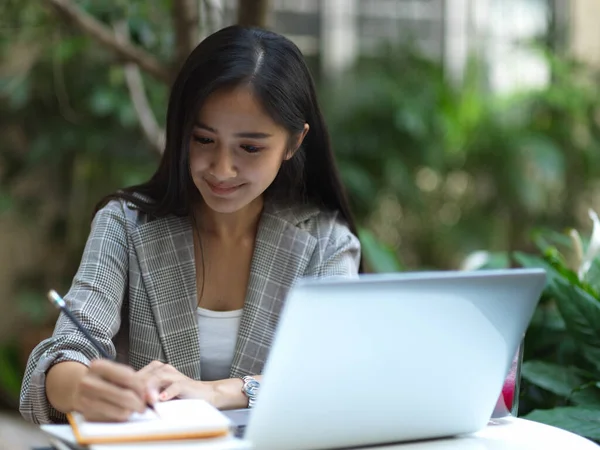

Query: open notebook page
[[68, 399, 232, 445]]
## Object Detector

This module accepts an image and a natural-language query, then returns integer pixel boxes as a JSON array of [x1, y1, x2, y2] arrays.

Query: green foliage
[[525, 408, 600, 440], [521, 361, 588, 398], [515, 227, 600, 441], [0, 0, 161, 326], [358, 228, 404, 273], [0, 0, 167, 408], [323, 49, 450, 220], [0, 342, 23, 407], [322, 42, 600, 271]]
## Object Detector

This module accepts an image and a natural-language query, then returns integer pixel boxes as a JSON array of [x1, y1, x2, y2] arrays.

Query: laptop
[[226, 268, 546, 450]]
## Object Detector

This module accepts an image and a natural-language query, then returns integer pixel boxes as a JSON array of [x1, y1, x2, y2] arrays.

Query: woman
[[20, 25, 362, 425]]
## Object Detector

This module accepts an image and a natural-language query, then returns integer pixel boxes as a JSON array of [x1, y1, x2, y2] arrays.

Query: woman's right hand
[[71, 359, 157, 422]]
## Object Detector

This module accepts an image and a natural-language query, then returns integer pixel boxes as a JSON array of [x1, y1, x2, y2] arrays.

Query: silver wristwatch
[[241, 376, 260, 408]]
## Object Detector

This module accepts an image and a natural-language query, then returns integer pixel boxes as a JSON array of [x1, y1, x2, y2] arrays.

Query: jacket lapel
[[230, 205, 318, 377], [131, 215, 202, 380]]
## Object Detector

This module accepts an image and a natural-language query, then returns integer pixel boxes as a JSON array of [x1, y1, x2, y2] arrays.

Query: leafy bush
[[513, 212, 600, 442]]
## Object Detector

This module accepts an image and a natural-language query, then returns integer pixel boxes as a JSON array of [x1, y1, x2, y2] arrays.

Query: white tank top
[[196, 306, 243, 381]]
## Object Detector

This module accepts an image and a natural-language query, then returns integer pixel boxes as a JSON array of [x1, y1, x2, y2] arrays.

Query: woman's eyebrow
[[235, 131, 272, 139], [194, 121, 272, 139]]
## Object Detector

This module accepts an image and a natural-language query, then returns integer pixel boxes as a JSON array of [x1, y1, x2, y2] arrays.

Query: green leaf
[[513, 251, 586, 294], [552, 278, 600, 370], [530, 303, 566, 331], [570, 384, 600, 408], [543, 247, 582, 287], [358, 228, 403, 273], [513, 252, 553, 271], [531, 227, 574, 254], [513, 251, 561, 285], [524, 407, 600, 440], [521, 361, 587, 397]]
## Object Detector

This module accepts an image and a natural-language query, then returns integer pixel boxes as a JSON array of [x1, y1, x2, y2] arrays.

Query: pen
[[47, 289, 160, 417]]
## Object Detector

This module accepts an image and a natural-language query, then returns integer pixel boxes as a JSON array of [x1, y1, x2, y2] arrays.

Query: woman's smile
[[204, 178, 246, 197]]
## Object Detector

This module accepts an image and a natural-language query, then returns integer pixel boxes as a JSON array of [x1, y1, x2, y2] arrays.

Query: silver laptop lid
[[245, 268, 546, 450]]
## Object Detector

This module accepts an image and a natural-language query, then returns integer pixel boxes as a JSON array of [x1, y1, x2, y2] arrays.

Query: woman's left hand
[[136, 361, 216, 403]]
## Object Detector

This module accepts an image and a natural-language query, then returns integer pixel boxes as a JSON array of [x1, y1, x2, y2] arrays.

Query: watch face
[[245, 379, 260, 396]]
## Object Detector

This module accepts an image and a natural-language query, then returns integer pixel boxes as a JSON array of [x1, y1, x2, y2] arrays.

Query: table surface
[[371, 417, 598, 449], [37, 417, 599, 450]]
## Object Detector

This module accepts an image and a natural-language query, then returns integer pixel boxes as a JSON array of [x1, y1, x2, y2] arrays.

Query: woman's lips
[[204, 179, 244, 196]]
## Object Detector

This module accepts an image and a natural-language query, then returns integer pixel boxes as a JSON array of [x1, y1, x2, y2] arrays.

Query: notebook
[[40, 423, 251, 450], [66, 399, 232, 445]]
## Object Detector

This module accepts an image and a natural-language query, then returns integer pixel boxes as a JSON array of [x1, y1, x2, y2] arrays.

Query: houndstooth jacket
[[19, 198, 361, 424]]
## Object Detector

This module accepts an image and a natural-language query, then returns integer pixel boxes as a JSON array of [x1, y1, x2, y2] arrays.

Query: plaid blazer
[[19, 198, 361, 424]]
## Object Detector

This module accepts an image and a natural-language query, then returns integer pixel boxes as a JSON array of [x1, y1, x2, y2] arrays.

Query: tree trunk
[[237, 0, 271, 27], [172, 0, 200, 72]]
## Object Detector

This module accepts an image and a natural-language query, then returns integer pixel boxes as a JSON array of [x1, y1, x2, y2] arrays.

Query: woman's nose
[[209, 147, 237, 180]]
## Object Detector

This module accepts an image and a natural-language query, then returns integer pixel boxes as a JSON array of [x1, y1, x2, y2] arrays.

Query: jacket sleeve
[[306, 213, 362, 279], [19, 200, 130, 424]]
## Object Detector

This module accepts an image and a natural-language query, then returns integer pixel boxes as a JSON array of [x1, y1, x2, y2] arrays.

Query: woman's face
[[189, 85, 307, 215]]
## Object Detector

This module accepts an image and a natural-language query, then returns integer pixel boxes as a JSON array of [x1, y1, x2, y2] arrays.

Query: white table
[[41, 417, 598, 449], [371, 417, 598, 449]]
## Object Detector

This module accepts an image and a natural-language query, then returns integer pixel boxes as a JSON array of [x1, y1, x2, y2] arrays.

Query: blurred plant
[[0, 342, 22, 410], [322, 43, 600, 272], [0, 0, 162, 406], [509, 210, 600, 442], [358, 228, 404, 273]]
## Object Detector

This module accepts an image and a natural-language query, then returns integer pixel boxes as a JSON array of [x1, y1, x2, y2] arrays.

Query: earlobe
[[285, 123, 310, 161]]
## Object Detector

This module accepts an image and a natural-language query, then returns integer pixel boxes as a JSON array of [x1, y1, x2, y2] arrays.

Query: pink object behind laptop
[[492, 345, 523, 417]]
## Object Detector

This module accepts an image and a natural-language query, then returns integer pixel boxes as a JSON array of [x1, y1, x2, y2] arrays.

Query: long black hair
[[97, 25, 362, 270]]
